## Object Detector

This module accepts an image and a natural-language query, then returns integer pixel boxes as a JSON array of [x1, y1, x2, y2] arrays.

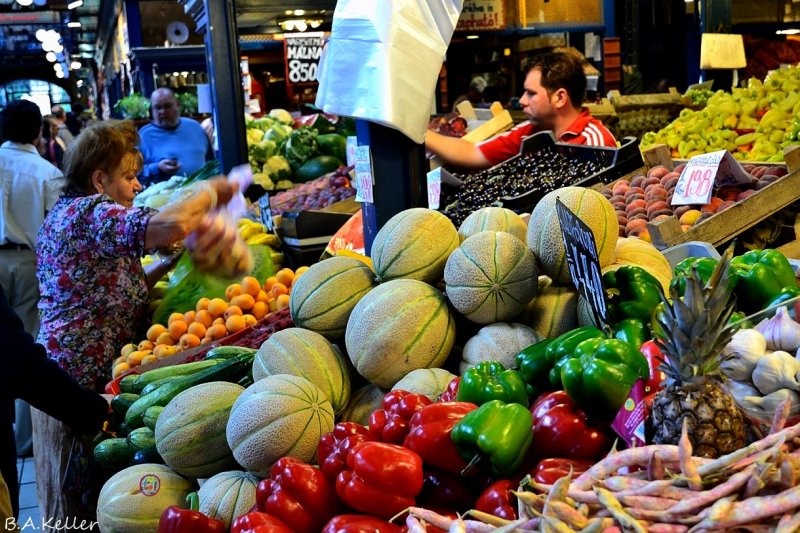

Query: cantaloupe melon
[[604, 237, 672, 292], [226, 374, 334, 476], [520, 276, 579, 339], [339, 384, 386, 425], [97, 464, 194, 533], [460, 322, 542, 373], [198, 470, 260, 529], [392, 368, 457, 400], [445, 230, 538, 324], [577, 295, 599, 327], [155, 381, 244, 479], [289, 256, 377, 338], [253, 327, 351, 414], [371, 208, 459, 284], [458, 207, 527, 243], [345, 279, 455, 388], [527, 187, 617, 283]]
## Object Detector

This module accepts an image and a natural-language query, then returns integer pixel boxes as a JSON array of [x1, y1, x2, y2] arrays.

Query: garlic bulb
[[756, 306, 800, 353], [720, 329, 767, 381], [743, 388, 800, 414], [726, 379, 763, 410], [752, 350, 800, 394]]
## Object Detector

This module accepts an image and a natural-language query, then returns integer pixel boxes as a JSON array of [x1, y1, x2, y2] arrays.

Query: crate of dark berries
[[438, 131, 643, 227]]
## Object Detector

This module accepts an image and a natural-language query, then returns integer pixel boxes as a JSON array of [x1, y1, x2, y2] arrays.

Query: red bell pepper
[[530, 390, 614, 462], [318, 422, 374, 480], [417, 468, 476, 513], [158, 492, 225, 533], [322, 515, 402, 533], [639, 341, 666, 395], [438, 377, 460, 402], [403, 401, 477, 475], [532, 458, 594, 485], [474, 480, 517, 520], [230, 511, 293, 533], [369, 390, 433, 443], [256, 457, 338, 533], [336, 441, 424, 519]]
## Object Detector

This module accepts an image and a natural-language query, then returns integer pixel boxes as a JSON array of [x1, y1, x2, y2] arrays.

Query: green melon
[[460, 322, 542, 373], [154, 381, 244, 479], [339, 385, 386, 425], [226, 374, 334, 476], [289, 256, 377, 339], [97, 464, 194, 533], [458, 206, 527, 243], [253, 327, 351, 414], [392, 368, 457, 400], [445, 230, 538, 324], [371, 208, 459, 284], [521, 276, 580, 339], [198, 470, 260, 529], [345, 279, 455, 389], [527, 186, 617, 283]]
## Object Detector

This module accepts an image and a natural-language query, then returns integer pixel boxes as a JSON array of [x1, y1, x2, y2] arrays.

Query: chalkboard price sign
[[258, 193, 274, 233], [283, 32, 325, 85], [555, 198, 608, 328]]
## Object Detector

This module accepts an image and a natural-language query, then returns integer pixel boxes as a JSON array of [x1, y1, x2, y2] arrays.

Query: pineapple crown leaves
[[654, 244, 738, 385]]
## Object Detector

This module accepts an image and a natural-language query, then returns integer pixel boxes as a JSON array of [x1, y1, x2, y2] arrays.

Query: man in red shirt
[[426, 52, 616, 169]]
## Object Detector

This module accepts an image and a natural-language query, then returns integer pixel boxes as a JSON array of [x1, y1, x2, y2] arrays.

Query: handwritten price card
[[354, 145, 374, 204], [671, 149, 751, 206], [426, 167, 463, 210]]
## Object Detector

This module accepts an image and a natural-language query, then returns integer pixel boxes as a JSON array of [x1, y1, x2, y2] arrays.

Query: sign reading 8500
[[284, 33, 325, 85]]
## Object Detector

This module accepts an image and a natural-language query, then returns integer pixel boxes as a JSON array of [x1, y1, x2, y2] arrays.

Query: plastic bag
[[185, 165, 254, 278]]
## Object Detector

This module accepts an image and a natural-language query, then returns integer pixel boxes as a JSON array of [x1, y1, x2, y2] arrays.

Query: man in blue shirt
[[138, 88, 213, 186]]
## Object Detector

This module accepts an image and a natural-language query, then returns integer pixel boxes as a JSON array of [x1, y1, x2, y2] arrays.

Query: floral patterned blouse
[[37, 193, 156, 389]]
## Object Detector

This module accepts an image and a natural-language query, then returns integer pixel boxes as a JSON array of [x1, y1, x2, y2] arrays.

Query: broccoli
[[283, 127, 319, 170], [263, 155, 292, 182]]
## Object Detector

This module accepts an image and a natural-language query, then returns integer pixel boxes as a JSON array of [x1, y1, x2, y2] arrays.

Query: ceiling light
[[53, 63, 62, 71], [68, 21, 81, 28], [52, 43, 63, 54], [55, 71, 64, 79], [309, 20, 322, 29], [466, 35, 479, 39], [70, 61, 81, 69], [35, 29, 47, 42], [76, 80, 83, 87], [16, 0, 33, 6], [777, 28, 800, 35], [67, 0, 83, 8], [294, 9, 305, 15], [45, 51, 56, 62], [284, 9, 292, 15]]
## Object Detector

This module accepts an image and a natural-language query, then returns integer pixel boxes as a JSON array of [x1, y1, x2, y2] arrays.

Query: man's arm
[[425, 131, 491, 170]]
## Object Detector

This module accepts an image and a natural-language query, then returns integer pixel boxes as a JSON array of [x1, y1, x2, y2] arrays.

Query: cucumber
[[118, 374, 139, 394], [204, 346, 258, 360], [110, 393, 140, 418], [94, 438, 137, 468], [127, 427, 156, 451], [124, 352, 255, 428], [116, 422, 131, 437], [142, 406, 164, 431], [131, 446, 164, 466], [132, 359, 222, 391], [237, 372, 254, 388], [139, 376, 183, 396]]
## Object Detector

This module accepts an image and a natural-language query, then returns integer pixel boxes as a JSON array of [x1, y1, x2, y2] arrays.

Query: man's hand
[[158, 158, 181, 176]]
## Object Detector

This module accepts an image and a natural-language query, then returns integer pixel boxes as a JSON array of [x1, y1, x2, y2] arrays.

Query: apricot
[[679, 209, 702, 226]]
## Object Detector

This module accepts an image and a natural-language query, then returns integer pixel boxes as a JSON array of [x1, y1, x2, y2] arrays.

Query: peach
[[679, 209, 702, 226], [680, 224, 692, 232], [716, 187, 741, 202], [673, 163, 687, 173], [625, 199, 647, 212], [673, 205, 692, 218], [764, 166, 788, 177], [644, 186, 668, 200], [626, 193, 645, 203], [742, 164, 755, 173], [618, 225, 627, 237], [601, 189, 613, 199], [651, 214, 672, 221], [626, 218, 648, 233], [737, 190, 757, 201], [624, 186, 646, 198], [612, 181, 630, 196], [647, 166, 670, 180], [650, 209, 674, 219], [646, 201, 671, 217], [628, 212, 649, 221], [642, 176, 661, 188], [718, 200, 736, 212], [610, 194, 626, 205], [617, 214, 628, 225], [630, 175, 646, 188], [661, 176, 680, 191], [638, 228, 652, 242], [697, 212, 714, 224]]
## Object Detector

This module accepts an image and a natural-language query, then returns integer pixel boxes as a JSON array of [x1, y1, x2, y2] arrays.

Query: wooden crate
[[647, 146, 800, 251]]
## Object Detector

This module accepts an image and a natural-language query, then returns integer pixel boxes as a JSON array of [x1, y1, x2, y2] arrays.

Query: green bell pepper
[[560, 338, 650, 421], [764, 285, 800, 313], [515, 338, 555, 397], [456, 361, 529, 407], [728, 310, 753, 329], [730, 249, 798, 313], [612, 318, 650, 349], [669, 257, 718, 297], [546, 326, 605, 388], [603, 266, 664, 322], [450, 400, 533, 477]]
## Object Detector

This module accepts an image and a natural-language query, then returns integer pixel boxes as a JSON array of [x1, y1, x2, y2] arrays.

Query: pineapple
[[648, 246, 746, 458]]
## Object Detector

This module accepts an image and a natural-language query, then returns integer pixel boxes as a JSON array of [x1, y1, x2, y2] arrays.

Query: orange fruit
[[269, 299, 279, 313], [156, 331, 175, 346], [212, 317, 225, 327], [225, 314, 246, 333], [224, 305, 243, 321], [195, 309, 213, 328], [168, 319, 188, 341], [207, 298, 228, 317], [270, 283, 289, 298], [112, 362, 131, 379], [114, 355, 127, 366], [141, 354, 158, 365], [187, 322, 207, 339], [200, 337, 211, 345], [276, 294, 290, 311], [147, 324, 167, 343], [179, 333, 201, 350], [293, 266, 309, 282], [264, 276, 278, 291], [138, 340, 155, 352], [251, 301, 268, 320], [168, 312, 185, 324], [205, 323, 228, 340], [230, 293, 255, 311], [255, 289, 270, 303], [184, 310, 196, 324], [196, 297, 210, 312], [275, 268, 295, 288], [120, 343, 137, 358], [225, 283, 243, 301], [157, 345, 177, 359], [126, 350, 147, 366], [243, 314, 257, 327], [241, 276, 262, 297]]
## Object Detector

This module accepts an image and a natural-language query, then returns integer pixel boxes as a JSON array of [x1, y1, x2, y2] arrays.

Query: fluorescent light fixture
[[466, 35, 479, 39], [777, 28, 800, 35], [68, 21, 81, 28], [45, 52, 56, 62], [70, 61, 81, 69], [67, 0, 83, 9]]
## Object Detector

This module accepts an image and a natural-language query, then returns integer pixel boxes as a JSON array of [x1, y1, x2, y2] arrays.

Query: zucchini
[[204, 346, 257, 360], [139, 376, 183, 397], [110, 393, 140, 418], [142, 406, 164, 431], [118, 374, 139, 394], [94, 438, 137, 468], [124, 352, 255, 428], [131, 359, 222, 391], [127, 427, 156, 451], [131, 446, 164, 466]]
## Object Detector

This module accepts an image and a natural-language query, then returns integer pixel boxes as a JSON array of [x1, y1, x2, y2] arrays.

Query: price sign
[[283, 32, 324, 85], [555, 198, 609, 328], [671, 149, 752, 206], [258, 193, 274, 232], [354, 145, 374, 203], [427, 169, 442, 210], [346, 136, 358, 167]]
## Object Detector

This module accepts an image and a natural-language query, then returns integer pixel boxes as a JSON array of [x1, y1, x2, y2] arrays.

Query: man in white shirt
[[0, 99, 64, 456]]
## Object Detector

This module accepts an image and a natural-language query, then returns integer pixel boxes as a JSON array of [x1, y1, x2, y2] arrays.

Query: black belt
[[0, 242, 29, 250]]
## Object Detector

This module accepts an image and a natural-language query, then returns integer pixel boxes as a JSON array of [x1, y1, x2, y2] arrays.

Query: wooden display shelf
[[646, 145, 800, 251]]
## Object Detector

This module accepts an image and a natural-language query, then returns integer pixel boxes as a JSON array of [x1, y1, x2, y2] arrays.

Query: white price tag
[[427, 168, 442, 210], [671, 150, 724, 206], [346, 136, 358, 167], [354, 145, 374, 203]]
